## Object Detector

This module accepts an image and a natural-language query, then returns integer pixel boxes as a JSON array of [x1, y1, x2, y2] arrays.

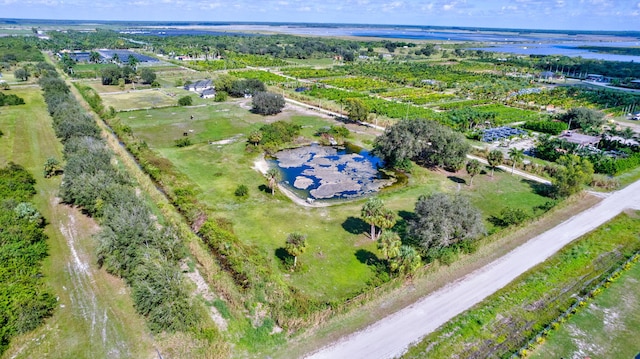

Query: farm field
[[0, 88, 155, 358], [530, 253, 640, 359], [118, 101, 553, 301]]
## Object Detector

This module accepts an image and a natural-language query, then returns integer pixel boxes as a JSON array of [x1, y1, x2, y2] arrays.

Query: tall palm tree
[[361, 197, 383, 241], [285, 232, 307, 268], [487, 149, 504, 177], [508, 148, 525, 175], [377, 230, 401, 260], [266, 168, 280, 196]]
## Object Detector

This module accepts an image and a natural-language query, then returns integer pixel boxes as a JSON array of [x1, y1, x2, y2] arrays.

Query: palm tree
[[377, 230, 401, 260], [508, 148, 525, 175], [621, 127, 635, 140], [248, 131, 262, 146], [375, 208, 397, 239], [89, 51, 101, 63], [390, 245, 421, 276], [111, 53, 120, 64], [266, 168, 280, 196], [285, 232, 307, 268], [361, 197, 384, 241], [127, 54, 138, 70], [466, 159, 482, 186], [487, 149, 504, 177]]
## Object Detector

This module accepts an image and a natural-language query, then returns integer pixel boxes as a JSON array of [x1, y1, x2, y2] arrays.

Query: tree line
[[37, 62, 201, 333], [0, 163, 56, 355]]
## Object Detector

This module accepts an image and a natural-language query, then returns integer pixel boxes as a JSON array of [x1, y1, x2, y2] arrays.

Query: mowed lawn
[[119, 103, 553, 301], [0, 88, 156, 358], [531, 257, 640, 359]]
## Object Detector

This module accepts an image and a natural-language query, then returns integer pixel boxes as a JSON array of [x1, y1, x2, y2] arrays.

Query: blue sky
[[3, 0, 640, 31]]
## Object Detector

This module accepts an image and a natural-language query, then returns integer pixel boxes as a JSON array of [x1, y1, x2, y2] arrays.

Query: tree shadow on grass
[[522, 179, 553, 197], [258, 184, 272, 195], [355, 249, 379, 266], [342, 216, 369, 235], [447, 175, 466, 185]]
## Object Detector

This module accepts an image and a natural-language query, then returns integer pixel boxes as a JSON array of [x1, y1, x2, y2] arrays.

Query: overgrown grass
[[402, 212, 640, 359], [530, 254, 640, 359]]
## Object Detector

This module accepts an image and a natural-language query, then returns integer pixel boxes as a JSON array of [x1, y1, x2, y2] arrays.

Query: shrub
[[214, 91, 228, 102], [234, 184, 249, 197], [175, 137, 192, 147], [178, 95, 193, 106]]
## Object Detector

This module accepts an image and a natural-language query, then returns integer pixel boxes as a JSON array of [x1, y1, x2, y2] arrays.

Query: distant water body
[[123, 23, 640, 62]]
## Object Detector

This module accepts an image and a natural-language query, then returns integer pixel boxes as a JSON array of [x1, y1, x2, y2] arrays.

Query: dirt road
[[307, 179, 640, 359]]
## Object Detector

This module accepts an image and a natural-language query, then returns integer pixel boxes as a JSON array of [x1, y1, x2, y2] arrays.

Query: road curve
[[307, 179, 640, 359]]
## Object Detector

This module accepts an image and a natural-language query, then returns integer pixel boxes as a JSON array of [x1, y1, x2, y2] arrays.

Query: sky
[[2, 0, 640, 31]]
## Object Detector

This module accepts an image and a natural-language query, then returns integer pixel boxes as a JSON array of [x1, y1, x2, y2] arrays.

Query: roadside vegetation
[[402, 212, 640, 359]]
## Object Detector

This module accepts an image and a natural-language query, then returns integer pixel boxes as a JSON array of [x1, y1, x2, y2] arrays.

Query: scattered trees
[[409, 193, 485, 253], [285, 232, 308, 268], [466, 159, 482, 186], [487, 149, 504, 177], [251, 91, 285, 115]]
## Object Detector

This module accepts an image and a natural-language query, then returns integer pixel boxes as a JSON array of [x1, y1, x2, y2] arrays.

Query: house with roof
[[200, 88, 216, 99], [559, 131, 600, 147], [184, 79, 213, 92]]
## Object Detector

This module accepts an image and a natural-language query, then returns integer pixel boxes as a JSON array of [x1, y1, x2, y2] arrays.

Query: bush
[[234, 184, 249, 197], [0, 92, 26, 106], [175, 137, 192, 147], [178, 95, 193, 106], [214, 91, 228, 102], [497, 207, 530, 226]]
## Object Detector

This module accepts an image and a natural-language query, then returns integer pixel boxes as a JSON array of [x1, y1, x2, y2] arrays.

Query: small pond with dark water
[[269, 143, 393, 201]]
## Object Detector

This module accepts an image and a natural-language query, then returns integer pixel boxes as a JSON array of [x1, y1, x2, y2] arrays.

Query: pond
[[269, 143, 392, 201]]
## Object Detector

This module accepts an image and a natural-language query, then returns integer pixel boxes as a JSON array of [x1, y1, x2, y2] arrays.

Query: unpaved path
[[307, 179, 640, 359]]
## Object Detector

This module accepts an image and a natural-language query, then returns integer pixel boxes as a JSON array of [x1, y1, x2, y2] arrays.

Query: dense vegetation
[[0, 92, 25, 106], [38, 62, 201, 333], [0, 163, 56, 355], [373, 118, 470, 171]]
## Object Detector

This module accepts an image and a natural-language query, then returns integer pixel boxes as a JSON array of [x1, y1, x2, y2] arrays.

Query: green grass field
[[0, 87, 156, 358], [100, 88, 180, 110], [118, 103, 552, 301], [531, 254, 640, 359]]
